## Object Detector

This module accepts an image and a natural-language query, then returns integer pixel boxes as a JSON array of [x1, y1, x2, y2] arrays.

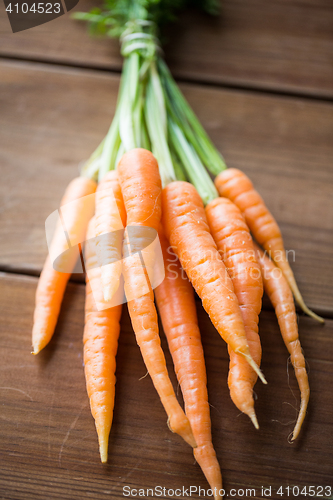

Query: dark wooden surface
[[0, 273, 332, 500], [0, 2, 333, 499], [0, 0, 333, 97]]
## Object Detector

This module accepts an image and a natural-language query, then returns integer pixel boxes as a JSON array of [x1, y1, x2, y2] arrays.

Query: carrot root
[[249, 411, 259, 430], [94, 170, 126, 304], [194, 445, 223, 500], [32, 177, 97, 354], [291, 391, 310, 441], [275, 257, 324, 324], [118, 150, 196, 449], [162, 181, 264, 382], [84, 217, 122, 463], [289, 281, 324, 324], [97, 422, 111, 463], [156, 225, 221, 487], [215, 168, 323, 324], [255, 243, 310, 440]]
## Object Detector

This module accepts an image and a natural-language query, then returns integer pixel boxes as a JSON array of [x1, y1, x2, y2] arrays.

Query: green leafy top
[[75, 0, 225, 204], [72, 0, 219, 40]]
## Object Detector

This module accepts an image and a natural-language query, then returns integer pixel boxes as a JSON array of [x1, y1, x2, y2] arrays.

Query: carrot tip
[[291, 427, 300, 441], [291, 401, 308, 442], [237, 351, 267, 385], [249, 412, 259, 430], [167, 417, 197, 448], [290, 283, 325, 323], [98, 437, 109, 463], [302, 307, 325, 324]]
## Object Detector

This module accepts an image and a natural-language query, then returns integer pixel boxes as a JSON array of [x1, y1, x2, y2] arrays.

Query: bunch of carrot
[[31, 1, 324, 496]]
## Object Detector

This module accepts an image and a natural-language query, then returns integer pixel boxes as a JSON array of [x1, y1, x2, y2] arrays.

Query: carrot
[[206, 197, 263, 429], [155, 225, 222, 500], [215, 168, 324, 323], [254, 243, 309, 441], [94, 170, 126, 302], [84, 217, 122, 462], [118, 149, 196, 448], [162, 181, 266, 384], [32, 176, 97, 354]]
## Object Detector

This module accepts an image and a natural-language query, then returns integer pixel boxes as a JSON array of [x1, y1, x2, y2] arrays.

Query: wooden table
[[0, 1, 332, 499]]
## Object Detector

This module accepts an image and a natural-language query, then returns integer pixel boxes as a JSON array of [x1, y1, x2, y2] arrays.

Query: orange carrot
[[32, 177, 97, 354], [155, 225, 222, 499], [84, 217, 122, 462], [215, 168, 324, 323], [162, 181, 266, 384], [118, 149, 196, 448], [206, 197, 263, 429], [254, 243, 309, 440], [94, 170, 126, 302]]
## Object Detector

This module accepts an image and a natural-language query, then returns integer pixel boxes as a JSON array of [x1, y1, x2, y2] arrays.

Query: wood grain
[[0, 60, 332, 314], [1, 0, 332, 496], [0, 272, 332, 499], [0, 0, 332, 97]]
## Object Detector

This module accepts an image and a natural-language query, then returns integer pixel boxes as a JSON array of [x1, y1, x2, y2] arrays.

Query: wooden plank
[[0, 0, 332, 97], [0, 60, 332, 314], [0, 60, 119, 275], [0, 272, 332, 499]]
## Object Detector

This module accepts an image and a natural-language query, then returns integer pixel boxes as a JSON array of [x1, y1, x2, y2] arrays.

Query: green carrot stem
[[169, 143, 187, 182], [81, 154, 101, 181], [80, 137, 105, 179], [145, 66, 176, 187], [159, 58, 227, 175], [98, 112, 121, 181], [168, 119, 218, 205], [115, 142, 125, 169], [119, 52, 140, 151]]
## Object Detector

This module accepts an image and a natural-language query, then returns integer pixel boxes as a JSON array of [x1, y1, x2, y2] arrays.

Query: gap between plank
[[1, 54, 333, 104]]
